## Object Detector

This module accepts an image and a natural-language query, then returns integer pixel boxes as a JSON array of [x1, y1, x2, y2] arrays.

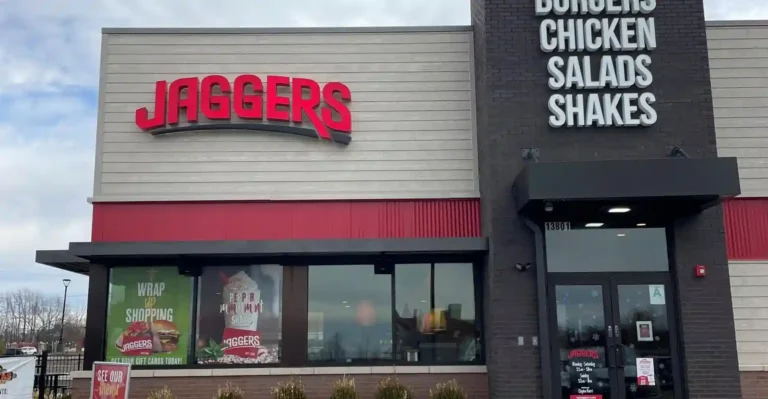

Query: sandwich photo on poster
[[196, 265, 282, 364], [105, 267, 193, 366]]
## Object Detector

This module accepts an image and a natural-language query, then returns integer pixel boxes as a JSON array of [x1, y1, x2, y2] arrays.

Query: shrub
[[33, 390, 71, 399], [330, 376, 359, 399], [148, 386, 176, 399], [271, 376, 307, 399], [429, 380, 466, 399], [214, 381, 245, 399], [374, 375, 413, 399]]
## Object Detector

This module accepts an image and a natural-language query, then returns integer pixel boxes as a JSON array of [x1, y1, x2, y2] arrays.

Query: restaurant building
[[35, 2, 768, 398]]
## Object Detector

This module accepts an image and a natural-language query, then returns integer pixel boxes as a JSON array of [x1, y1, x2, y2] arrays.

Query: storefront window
[[394, 263, 480, 363], [105, 267, 193, 366], [196, 265, 283, 365], [307, 262, 482, 365], [308, 265, 392, 362], [106, 262, 479, 367]]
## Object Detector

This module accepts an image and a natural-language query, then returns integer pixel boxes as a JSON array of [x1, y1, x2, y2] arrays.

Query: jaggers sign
[[135, 75, 353, 144]]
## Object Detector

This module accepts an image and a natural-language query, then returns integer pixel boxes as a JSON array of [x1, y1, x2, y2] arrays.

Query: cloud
[[0, 0, 765, 302], [705, 0, 768, 20], [0, 94, 93, 302], [0, 0, 470, 95], [0, 0, 760, 94]]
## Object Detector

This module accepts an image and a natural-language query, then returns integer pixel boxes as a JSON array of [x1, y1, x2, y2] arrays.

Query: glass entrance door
[[551, 281, 616, 399], [550, 274, 683, 399]]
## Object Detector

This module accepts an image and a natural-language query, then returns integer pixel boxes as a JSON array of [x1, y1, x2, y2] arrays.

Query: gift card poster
[[196, 265, 283, 364], [105, 267, 193, 366]]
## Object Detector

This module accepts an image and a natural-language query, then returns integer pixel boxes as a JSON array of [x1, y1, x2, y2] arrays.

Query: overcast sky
[[0, 0, 765, 305]]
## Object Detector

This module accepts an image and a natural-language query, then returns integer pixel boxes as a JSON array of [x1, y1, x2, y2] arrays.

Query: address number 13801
[[545, 222, 571, 231]]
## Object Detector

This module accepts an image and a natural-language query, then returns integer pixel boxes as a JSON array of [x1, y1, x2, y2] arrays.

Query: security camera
[[544, 202, 553, 212], [515, 263, 532, 272], [177, 264, 202, 277]]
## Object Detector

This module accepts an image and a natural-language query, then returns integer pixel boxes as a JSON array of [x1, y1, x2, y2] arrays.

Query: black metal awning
[[512, 157, 741, 223], [35, 250, 90, 275], [36, 237, 489, 272]]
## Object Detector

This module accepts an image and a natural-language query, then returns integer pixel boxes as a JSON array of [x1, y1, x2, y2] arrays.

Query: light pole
[[58, 279, 71, 353]]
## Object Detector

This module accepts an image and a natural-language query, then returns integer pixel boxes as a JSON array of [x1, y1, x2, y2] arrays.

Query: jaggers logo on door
[[135, 75, 353, 145], [0, 365, 17, 384]]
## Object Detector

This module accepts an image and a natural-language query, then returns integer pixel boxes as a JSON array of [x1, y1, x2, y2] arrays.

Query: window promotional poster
[[196, 265, 283, 364], [106, 267, 193, 366]]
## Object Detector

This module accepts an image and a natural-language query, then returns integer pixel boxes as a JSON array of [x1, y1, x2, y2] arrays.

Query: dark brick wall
[[472, 0, 544, 398], [71, 373, 488, 399], [741, 371, 768, 399], [673, 208, 741, 397], [471, 0, 741, 398]]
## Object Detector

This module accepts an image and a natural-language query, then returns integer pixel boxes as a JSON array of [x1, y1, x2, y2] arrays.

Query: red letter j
[[135, 80, 167, 131]]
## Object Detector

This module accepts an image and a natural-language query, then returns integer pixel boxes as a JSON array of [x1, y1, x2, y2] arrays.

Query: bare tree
[[0, 288, 87, 351]]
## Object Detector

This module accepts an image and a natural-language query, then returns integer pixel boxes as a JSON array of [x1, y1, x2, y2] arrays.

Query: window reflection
[[546, 228, 668, 273], [394, 263, 479, 363], [307, 262, 482, 364], [307, 265, 392, 362]]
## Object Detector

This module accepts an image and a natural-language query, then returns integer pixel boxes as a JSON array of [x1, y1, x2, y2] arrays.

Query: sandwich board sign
[[90, 362, 131, 399]]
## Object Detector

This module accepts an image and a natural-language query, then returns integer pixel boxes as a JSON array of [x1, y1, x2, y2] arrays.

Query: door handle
[[606, 345, 615, 368], [608, 326, 613, 338], [616, 345, 626, 368], [615, 325, 621, 339]]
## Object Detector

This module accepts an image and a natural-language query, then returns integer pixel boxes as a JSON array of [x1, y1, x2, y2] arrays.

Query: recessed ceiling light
[[586, 223, 604, 228], [637, 223, 647, 227], [617, 233, 626, 237], [344, 305, 351, 308], [342, 301, 348, 304], [608, 207, 631, 213]]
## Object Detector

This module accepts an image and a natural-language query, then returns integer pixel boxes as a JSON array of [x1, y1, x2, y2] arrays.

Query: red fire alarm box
[[695, 265, 706, 277]]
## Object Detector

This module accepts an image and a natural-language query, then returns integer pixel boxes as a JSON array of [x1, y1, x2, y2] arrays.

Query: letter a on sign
[[648, 285, 665, 305]]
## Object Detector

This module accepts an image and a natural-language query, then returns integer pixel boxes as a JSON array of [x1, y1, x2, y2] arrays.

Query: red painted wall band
[[92, 198, 763, 259], [91, 199, 481, 242], [724, 198, 768, 261]]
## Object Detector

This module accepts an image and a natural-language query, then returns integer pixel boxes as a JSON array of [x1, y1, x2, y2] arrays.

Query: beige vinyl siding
[[730, 261, 768, 369], [709, 23, 768, 197], [95, 29, 478, 202]]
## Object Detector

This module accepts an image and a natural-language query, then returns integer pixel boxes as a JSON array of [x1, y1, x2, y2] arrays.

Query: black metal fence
[[33, 352, 84, 396]]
